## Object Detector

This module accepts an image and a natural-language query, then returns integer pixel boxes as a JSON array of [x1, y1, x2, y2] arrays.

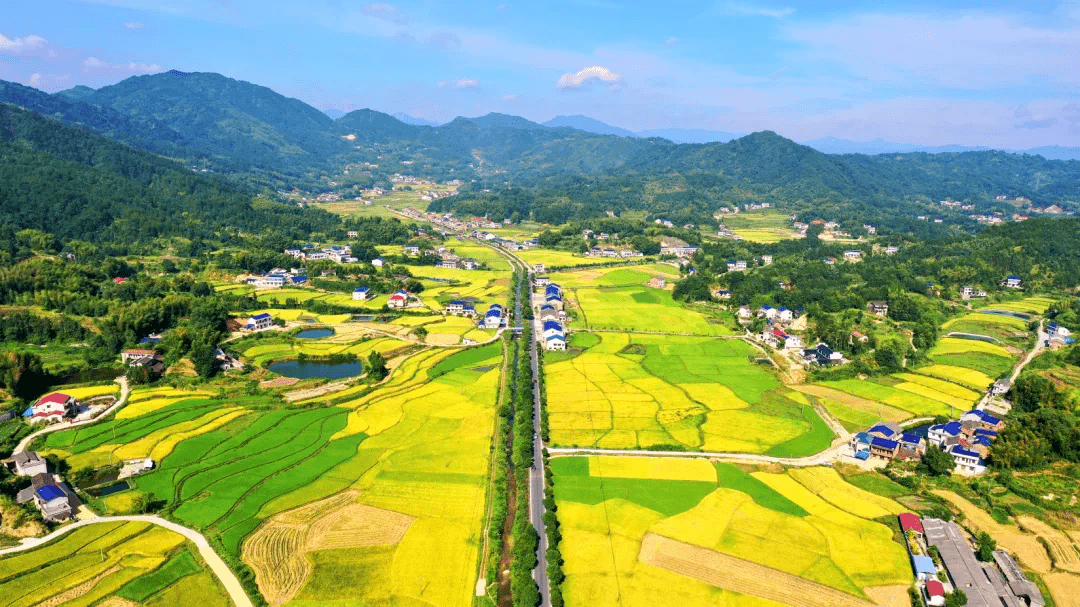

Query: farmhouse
[[546, 283, 563, 298], [843, 250, 863, 260], [884, 245, 900, 255], [446, 301, 476, 316], [371, 258, 386, 268], [483, 304, 505, 328], [25, 393, 77, 424], [545, 334, 566, 351], [949, 445, 986, 474], [1001, 275, 1023, 288], [387, 290, 410, 309], [542, 320, 564, 341], [246, 313, 275, 332], [12, 451, 48, 476], [869, 436, 899, 458], [809, 343, 843, 365], [352, 287, 371, 300], [850, 330, 869, 344], [16, 474, 74, 522], [461, 258, 479, 270], [960, 285, 988, 299], [121, 348, 157, 364], [763, 328, 803, 350], [867, 301, 889, 316], [760, 254, 773, 265], [737, 305, 753, 319], [923, 580, 946, 606], [713, 289, 732, 299], [961, 409, 1005, 432], [251, 274, 287, 289], [928, 421, 963, 448], [776, 307, 793, 322], [649, 276, 667, 288], [538, 305, 560, 323], [347, 230, 359, 238], [438, 259, 459, 269], [899, 512, 924, 536], [403, 245, 420, 255]]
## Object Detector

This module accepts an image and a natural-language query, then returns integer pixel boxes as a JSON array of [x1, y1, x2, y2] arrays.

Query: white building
[[12, 451, 48, 476], [246, 313, 275, 332], [760, 255, 773, 266], [843, 250, 863, 260], [352, 287, 371, 300], [545, 334, 566, 350]]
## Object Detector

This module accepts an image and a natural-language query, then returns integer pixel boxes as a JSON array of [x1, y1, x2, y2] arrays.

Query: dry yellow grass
[[639, 533, 874, 607], [1017, 516, 1080, 572], [1045, 573, 1080, 607], [36, 565, 122, 607], [932, 490, 1052, 573], [863, 585, 911, 607], [244, 490, 414, 606]]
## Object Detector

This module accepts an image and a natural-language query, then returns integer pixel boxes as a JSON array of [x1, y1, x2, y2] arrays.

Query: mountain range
[[1, 70, 1078, 229]]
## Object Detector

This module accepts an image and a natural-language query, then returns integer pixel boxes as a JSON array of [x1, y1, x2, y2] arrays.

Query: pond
[[92, 481, 130, 497], [980, 309, 1031, 320], [295, 328, 334, 339], [267, 360, 363, 379]]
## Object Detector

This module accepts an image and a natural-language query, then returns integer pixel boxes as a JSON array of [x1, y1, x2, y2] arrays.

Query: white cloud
[[556, 65, 623, 90], [124, 22, 145, 29], [439, 78, 480, 89], [718, 2, 794, 19], [502, 93, 518, 101], [665, 36, 678, 46], [82, 56, 163, 74], [0, 33, 49, 55]]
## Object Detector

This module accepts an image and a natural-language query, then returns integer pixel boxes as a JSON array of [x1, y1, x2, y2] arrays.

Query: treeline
[[991, 370, 1080, 469], [509, 296, 541, 606]]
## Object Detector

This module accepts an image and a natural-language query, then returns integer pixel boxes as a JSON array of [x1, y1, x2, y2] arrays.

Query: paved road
[[976, 320, 1046, 410], [0, 514, 253, 607], [15, 377, 130, 455]]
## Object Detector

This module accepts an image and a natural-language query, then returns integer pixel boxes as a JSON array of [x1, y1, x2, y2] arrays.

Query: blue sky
[[2, 0, 1078, 148]]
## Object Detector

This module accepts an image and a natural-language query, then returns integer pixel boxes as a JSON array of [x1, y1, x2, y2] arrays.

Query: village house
[[1001, 275, 1023, 288], [960, 409, 1005, 432], [991, 378, 1012, 396], [534, 276, 550, 287], [776, 307, 793, 323], [403, 245, 420, 255], [246, 313, 275, 332], [12, 451, 48, 476], [843, 250, 863, 261], [352, 287, 371, 300], [884, 245, 900, 255], [446, 301, 476, 317], [284, 248, 304, 258], [371, 258, 386, 268], [438, 259, 460, 269], [542, 320, 564, 341], [545, 333, 566, 351], [25, 393, 78, 425], [763, 328, 804, 350], [251, 274, 287, 289], [928, 421, 963, 448], [823, 257, 836, 265], [867, 301, 889, 316], [761, 255, 773, 265], [546, 283, 563, 298], [121, 348, 157, 365], [737, 305, 753, 319], [713, 289, 732, 299], [850, 330, 869, 344], [726, 260, 747, 271], [949, 445, 986, 474], [960, 285, 988, 299], [16, 475, 74, 522], [534, 263, 545, 273], [537, 305, 560, 323], [483, 304, 505, 329], [387, 290, 410, 309], [649, 276, 666, 288], [347, 230, 359, 238]]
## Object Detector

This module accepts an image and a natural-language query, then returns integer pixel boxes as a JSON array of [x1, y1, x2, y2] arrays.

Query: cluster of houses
[[401, 244, 481, 270], [940, 200, 977, 211], [1046, 322, 1075, 349], [851, 409, 1005, 475], [284, 244, 358, 264], [960, 285, 988, 300], [445, 300, 506, 329], [121, 348, 165, 375], [246, 267, 308, 290], [10, 451, 77, 522], [585, 246, 644, 258], [536, 280, 567, 350], [926, 409, 1006, 474], [901, 513, 1043, 607]]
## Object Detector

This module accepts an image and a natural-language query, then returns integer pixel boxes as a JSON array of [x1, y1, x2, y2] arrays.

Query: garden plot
[[0, 520, 230, 607], [552, 457, 911, 607], [545, 333, 832, 454]]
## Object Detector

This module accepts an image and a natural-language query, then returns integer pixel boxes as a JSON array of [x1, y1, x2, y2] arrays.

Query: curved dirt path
[[0, 515, 253, 607]]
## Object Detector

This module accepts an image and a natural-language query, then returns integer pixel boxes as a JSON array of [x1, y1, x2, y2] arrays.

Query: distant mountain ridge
[[543, 115, 638, 138]]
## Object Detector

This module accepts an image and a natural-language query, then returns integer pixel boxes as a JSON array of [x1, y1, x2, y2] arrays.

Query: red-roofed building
[[923, 580, 945, 606], [36, 393, 73, 407], [113, 277, 127, 284], [899, 513, 924, 535], [27, 393, 77, 425]]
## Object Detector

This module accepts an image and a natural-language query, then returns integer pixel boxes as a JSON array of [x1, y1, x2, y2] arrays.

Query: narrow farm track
[[0, 515, 254, 607], [546, 443, 848, 467]]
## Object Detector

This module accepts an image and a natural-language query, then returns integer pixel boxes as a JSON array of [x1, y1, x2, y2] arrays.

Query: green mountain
[[0, 104, 337, 244]]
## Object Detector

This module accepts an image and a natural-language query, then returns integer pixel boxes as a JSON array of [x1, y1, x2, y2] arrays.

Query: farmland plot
[[553, 457, 911, 607], [0, 521, 229, 607], [570, 286, 732, 335], [545, 333, 832, 454]]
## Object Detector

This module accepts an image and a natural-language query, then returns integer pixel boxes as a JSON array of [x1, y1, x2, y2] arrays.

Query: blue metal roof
[[951, 446, 981, 459], [869, 424, 898, 438], [974, 429, 998, 437], [854, 450, 870, 460], [36, 485, 64, 501], [449, 300, 466, 305], [871, 437, 899, 450], [354, 287, 369, 292], [540, 304, 555, 311], [854, 432, 872, 443], [543, 320, 563, 331], [912, 555, 936, 574], [942, 421, 963, 435], [901, 433, 922, 444], [252, 313, 272, 320]]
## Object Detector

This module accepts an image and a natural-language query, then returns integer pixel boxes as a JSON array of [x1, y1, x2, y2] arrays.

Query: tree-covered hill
[[0, 104, 338, 245]]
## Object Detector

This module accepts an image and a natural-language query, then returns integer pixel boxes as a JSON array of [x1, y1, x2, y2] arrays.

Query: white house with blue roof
[[352, 286, 371, 300], [949, 445, 986, 474], [246, 313, 274, 332], [1002, 275, 1023, 288], [483, 304, 505, 329]]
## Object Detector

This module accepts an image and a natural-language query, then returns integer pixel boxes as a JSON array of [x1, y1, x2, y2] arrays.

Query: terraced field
[[552, 457, 911, 607], [0, 520, 230, 607], [37, 344, 503, 607], [545, 333, 833, 454], [719, 211, 804, 243]]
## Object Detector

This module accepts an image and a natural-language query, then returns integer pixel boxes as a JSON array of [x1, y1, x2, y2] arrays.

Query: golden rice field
[[241, 308, 353, 325], [553, 457, 911, 607], [0, 520, 230, 607], [54, 384, 120, 400], [240, 335, 402, 368], [517, 248, 625, 269], [546, 263, 680, 289], [544, 333, 829, 453], [929, 337, 1014, 358], [977, 296, 1057, 315], [244, 345, 504, 607], [570, 286, 733, 335]]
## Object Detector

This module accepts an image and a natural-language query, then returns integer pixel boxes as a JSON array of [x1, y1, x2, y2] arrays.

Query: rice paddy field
[[0, 520, 230, 607], [241, 308, 354, 325], [545, 333, 833, 454], [547, 264, 680, 289], [975, 296, 1056, 315], [517, 248, 634, 269], [39, 343, 503, 607], [238, 333, 404, 367], [718, 211, 804, 243], [551, 457, 911, 607], [570, 286, 733, 335]]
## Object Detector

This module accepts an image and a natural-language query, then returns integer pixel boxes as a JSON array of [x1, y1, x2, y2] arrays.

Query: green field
[[518, 248, 635, 269], [547, 263, 680, 288], [718, 211, 804, 243], [0, 520, 230, 607], [570, 285, 732, 335], [36, 345, 504, 607], [546, 333, 833, 453], [552, 457, 911, 607]]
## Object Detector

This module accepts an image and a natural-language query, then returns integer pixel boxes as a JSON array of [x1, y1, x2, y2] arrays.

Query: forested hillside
[[0, 104, 339, 246]]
